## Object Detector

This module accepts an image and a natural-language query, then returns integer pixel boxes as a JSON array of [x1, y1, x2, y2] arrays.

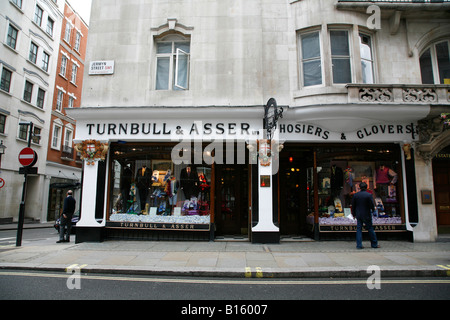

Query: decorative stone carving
[[359, 87, 393, 102], [402, 88, 437, 103]]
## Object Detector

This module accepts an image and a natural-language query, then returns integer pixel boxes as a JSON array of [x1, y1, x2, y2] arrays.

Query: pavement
[[1, 222, 450, 278]]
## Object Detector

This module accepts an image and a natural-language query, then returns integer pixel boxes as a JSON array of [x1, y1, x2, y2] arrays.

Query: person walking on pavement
[[57, 190, 76, 243], [351, 182, 380, 249]]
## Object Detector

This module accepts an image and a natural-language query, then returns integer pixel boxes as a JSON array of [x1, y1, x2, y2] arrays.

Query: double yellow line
[[437, 265, 450, 276]]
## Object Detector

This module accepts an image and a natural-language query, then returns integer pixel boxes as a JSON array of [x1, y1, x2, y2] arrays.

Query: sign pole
[[16, 123, 33, 247]]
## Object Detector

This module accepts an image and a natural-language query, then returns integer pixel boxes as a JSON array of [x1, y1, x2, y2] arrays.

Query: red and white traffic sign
[[0, 178, 5, 189], [18, 147, 38, 167]]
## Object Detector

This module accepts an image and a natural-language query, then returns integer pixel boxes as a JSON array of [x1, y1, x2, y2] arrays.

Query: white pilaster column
[[252, 162, 279, 232], [77, 161, 101, 227]]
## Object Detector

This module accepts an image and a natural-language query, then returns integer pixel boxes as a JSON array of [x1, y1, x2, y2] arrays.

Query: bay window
[[298, 26, 375, 88]]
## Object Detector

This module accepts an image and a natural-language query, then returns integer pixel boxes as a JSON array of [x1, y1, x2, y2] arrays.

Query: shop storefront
[[68, 107, 265, 243], [68, 106, 419, 243], [278, 120, 418, 240]]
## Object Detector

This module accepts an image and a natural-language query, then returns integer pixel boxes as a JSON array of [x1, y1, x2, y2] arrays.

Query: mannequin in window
[[121, 164, 132, 211], [180, 165, 198, 199], [136, 165, 151, 211], [330, 164, 343, 196], [375, 165, 397, 185]]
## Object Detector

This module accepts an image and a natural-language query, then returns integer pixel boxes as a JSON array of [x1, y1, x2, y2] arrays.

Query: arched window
[[155, 34, 190, 90], [419, 40, 450, 84]]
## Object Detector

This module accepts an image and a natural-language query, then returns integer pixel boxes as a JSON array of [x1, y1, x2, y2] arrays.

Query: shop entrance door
[[433, 161, 450, 226], [279, 147, 312, 236], [215, 165, 249, 236]]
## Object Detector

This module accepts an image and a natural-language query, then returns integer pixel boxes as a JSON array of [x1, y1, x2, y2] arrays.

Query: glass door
[[215, 165, 248, 236]]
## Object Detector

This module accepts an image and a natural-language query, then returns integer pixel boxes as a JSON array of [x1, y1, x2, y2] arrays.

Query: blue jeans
[[356, 217, 378, 248]]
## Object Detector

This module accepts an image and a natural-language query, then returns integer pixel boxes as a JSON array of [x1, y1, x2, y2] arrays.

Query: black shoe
[[56, 240, 65, 243]]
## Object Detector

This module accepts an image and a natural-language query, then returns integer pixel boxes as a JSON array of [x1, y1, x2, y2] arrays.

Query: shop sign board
[[76, 118, 418, 143], [78, 119, 263, 141], [89, 61, 115, 75], [106, 221, 210, 231], [319, 224, 406, 232], [278, 122, 419, 142]]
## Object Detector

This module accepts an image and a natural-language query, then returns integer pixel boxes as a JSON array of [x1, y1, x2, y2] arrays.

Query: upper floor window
[[300, 31, 322, 87], [6, 24, 18, 50], [34, 6, 43, 27], [29, 42, 38, 64], [71, 64, 78, 84], [64, 22, 72, 43], [330, 30, 351, 84], [46, 17, 54, 37], [0, 114, 6, 134], [1, 67, 12, 93], [19, 123, 41, 145], [11, 0, 22, 9], [74, 32, 82, 52], [359, 33, 374, 84], [298, 26, 375, 88], [155, 35, 190, 90], [60, 56, 68, 77], [420, 40, 450, 84]]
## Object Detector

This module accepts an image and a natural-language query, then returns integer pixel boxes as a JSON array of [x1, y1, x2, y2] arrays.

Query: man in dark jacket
[[57, 190, 76, 243], [351, 182, 379, 249]]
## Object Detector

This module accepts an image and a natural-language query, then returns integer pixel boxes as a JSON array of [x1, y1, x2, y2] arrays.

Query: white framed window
[[74, 32, 81, 52], [42, 51, 50, 72], [51, 121, 62, 150], [32, 126, 41, 144], [0, 113, 6, 135], [46, 17, 54, 37], [71, 63, 78, 84], [56, 90, 64, 111], [34, 5, 43, 27], [299, 30, 322, 87], [60, 55, 68, 77], [23, 80, 33, 103], [68, 95, 75, 108], [11, 0, 22, 9], [155, 35, 190, 90], [64, 21, 71, 43], [420, 40, 450, 84], [298, 26, 376, 88], [29, 42, 38, 64], [330, 30, 351, 84], [1, 67, 13, 93], [22, 79, 46, 109], [36, 88, 45, 109], [359, 33, 375, 84], [18, 122, 41, 145], [63, 127, 73, 151], [6, 23, 19, 50]]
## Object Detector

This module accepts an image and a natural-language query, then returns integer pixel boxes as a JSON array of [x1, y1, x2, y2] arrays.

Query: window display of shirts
[[375, 166, 397, 185]]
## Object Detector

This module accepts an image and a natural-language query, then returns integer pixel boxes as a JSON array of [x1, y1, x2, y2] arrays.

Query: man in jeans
[[351, 182, 380, 249], [57, 190, 76, 243]]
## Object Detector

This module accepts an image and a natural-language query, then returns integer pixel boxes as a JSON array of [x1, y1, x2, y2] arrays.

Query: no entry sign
[[18, 147, 37, 167]]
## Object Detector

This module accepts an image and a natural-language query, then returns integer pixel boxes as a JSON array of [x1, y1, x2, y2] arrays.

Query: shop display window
[[307, 145, 404, 228], [108, 143, 211, 225]]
